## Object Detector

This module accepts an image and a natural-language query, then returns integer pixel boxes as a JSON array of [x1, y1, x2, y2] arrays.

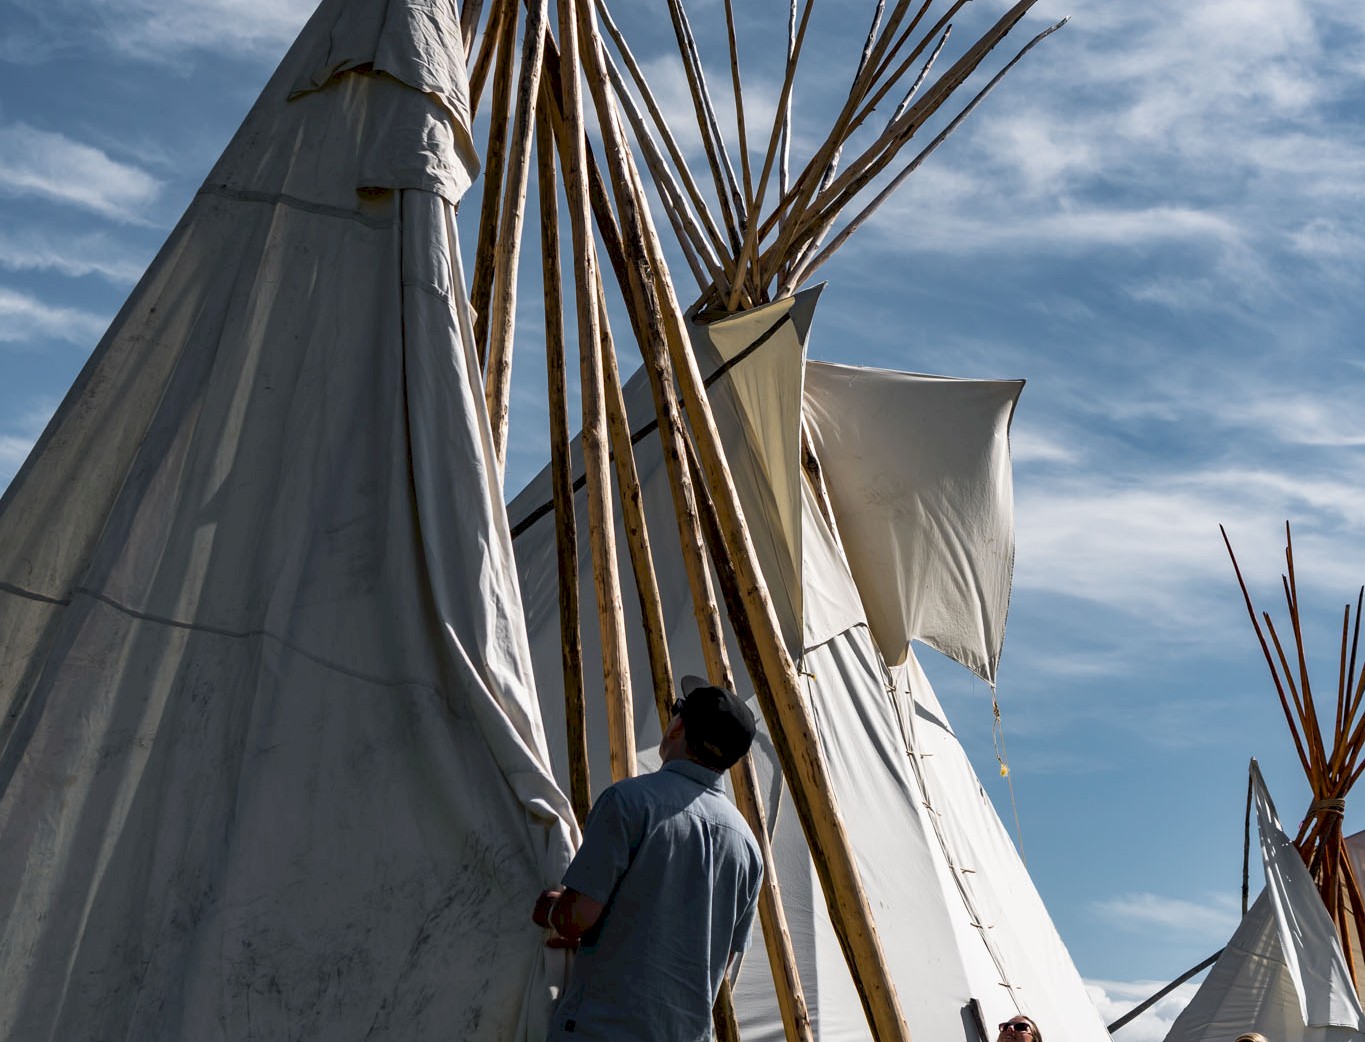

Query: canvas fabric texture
[[802, 362, 1021, 683], [0, 1, 575, 1040], [508, 288, 1108, 1042], [1164, 764, 1365, 1042]]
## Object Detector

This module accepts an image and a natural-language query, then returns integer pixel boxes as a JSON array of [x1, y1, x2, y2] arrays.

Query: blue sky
[[3, 0, 1365, 1037]]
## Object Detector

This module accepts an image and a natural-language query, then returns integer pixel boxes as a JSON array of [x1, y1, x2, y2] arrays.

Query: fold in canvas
[[509, 296, 1105, 1041], [803, 363, 1022, 684], [0, 1, 574, 1039], [1163, 764, 1364, 1042]]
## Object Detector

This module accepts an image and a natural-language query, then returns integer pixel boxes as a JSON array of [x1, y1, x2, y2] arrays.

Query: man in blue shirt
[[532, 677, 764, 1041]]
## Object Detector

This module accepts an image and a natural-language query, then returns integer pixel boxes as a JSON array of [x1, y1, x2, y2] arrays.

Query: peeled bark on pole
[[467, 0, 505, 110], [471, 0, 520, 368], [553, 35, 731, 729], [633, 149, 913, 1042], [460, 0, 487, 60], [590, 181, 813, 1040], [567, 11, 826, 1041], [684, 434, 815, 1042], [668, 283, 912, 1042], [484, 0, 551, 470], [556, 0, 635, 784], [595, 272, 676, 731], [536, 91, 591, 825], [714, 980, 743, 1042]]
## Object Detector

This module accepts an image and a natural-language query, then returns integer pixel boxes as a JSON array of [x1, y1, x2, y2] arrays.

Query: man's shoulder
[[606, 762, 712, 801], [601, 770, 668, 803], [711, 797, 762, 862], [604, 765, 759, 852]]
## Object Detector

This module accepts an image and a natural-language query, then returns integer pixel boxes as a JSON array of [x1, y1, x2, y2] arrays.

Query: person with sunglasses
[[531, 676, 764, 1042], [999, 1015, 1043, 1042]]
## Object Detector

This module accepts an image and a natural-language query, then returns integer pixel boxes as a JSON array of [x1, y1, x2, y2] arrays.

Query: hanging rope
[[1242, 764, 1253, 916], [991, 686, 1026, 866]]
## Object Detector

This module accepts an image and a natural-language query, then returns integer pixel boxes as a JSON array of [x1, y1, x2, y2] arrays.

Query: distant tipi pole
[[1223, 522, 1365, 982]]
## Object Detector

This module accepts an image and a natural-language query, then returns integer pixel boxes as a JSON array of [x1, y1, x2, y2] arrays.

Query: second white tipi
[[509, 288, 1112, 1042]]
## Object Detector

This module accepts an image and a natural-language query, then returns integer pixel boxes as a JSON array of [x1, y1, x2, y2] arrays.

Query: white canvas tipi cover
[[1163, 762, 1365, 1042], [509, 289, 1111, 1041], [0, 1, 576, 1039]]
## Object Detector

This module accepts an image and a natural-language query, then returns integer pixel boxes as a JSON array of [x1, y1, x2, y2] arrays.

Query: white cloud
[[1289, 218, 1365, 263], [1015, 481, 1240, 621], [0, 287, 109, 347], [0, 433, 36, 473], [0, 123, 162, 222], [1226, 396, 1365, 449], [867, 160, 1243, 258], [1011, 428, 1081, 466], [1014, 464, 1365, 635], [0, 227, 148, 283], [2, 0, 315, 63], [1125, 276, 1236, 313], [807, 0, 1365, 314], [0, 399, 56, 486], [1087, 977, 1203, 1042], [1093, 891, 1241, 942], [983, 113, 1100, 196], [102, 0, 317, 59]]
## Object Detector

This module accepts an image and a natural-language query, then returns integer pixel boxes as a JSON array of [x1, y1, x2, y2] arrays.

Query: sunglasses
[[1000, 1023, 1033, 1035]]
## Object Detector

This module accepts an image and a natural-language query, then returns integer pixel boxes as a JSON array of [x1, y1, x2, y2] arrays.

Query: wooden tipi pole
[[554, 0, 635, 783], [470, 0, 520, 366], [591, 189, 814, 1042], [595, 271, 676, 728], [1224, 525, 1365, 978], [484, 0, 550, 469], [570, 8, 910, 1040], [540, 24, 814, 1041], [535, 89, 591, 825], [685, 434, 816, 1042], [640, 144, 913, 1042]]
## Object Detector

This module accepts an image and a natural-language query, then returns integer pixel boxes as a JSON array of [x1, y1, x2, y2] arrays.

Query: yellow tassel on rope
[[991, 688, 1025, 863]]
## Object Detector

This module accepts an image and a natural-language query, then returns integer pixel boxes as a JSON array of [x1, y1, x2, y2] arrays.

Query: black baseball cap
[[678, 675, 757, 770]]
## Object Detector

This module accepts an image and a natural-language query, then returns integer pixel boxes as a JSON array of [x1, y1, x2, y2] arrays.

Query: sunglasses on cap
[[1000, 1023, 1033, 1034]]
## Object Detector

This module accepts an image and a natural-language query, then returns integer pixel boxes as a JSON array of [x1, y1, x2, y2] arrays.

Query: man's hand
[[532, 888, 581, 949], [532, 886, 605, 949], [532, 888, 563, 929]]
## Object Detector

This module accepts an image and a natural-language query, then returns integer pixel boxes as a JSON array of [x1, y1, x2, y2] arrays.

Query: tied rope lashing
[[1308, 797, 1347, 819]]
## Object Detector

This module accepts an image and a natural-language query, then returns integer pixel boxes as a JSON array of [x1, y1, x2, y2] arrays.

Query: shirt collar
[[662, 758, 726, 791]]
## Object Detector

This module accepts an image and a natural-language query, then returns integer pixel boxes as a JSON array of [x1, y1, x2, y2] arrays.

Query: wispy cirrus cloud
[[1093, 891, 1241, 942], [0, 227, 149, 283], [1086, 977, 1202, 1042], [1011, 429, 1081, 466], [0, 0, 314, 64], [1015, 470, 1365, 629], [845, 0, 1365, 301], [0, 399, 56, 487], [881, 190, 1244, 256], [0, 123, 162, 222], [0, 433, 37, 477], [0, 287, 109, 347], [92, 0, 315, 59]]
